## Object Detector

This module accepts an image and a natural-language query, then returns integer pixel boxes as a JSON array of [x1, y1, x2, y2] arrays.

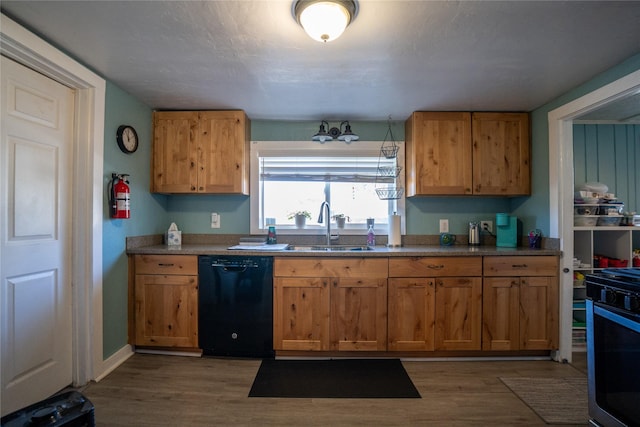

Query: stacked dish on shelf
[[574, 182, 627, 227]]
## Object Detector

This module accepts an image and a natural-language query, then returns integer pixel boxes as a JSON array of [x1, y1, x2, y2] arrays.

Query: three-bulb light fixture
[[312, 120, 359, 143], [293, 0, 358, 43]]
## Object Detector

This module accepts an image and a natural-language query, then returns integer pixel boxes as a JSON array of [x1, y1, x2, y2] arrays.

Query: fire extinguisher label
[[116, 192, 130, 210]]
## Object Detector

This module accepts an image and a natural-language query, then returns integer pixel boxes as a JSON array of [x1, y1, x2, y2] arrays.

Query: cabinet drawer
[[483, 256, 558, 277], [134, 254, 198, 275], [389, 257, 482, 277], [274, 257, 388, 278]]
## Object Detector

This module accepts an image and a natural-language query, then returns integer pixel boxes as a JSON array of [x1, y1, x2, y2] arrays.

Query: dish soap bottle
[[267, 226, 277, 244], [367, 224, 375, 247]]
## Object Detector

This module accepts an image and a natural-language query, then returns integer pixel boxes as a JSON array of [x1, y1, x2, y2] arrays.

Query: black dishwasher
[[198, 255, 274, 358]]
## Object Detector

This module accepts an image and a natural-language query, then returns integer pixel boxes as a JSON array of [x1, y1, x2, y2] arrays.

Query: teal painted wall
[[102, 82, 167, 358], [574, 124, 640, 212], [523, 53, 640, 234]]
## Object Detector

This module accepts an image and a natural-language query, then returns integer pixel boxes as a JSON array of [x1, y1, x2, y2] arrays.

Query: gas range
[[585, 268, 640, 427], [586, 268, 640, 314]]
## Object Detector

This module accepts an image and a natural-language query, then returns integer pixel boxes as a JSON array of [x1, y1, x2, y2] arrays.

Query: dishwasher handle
[[210, 262, 259, 271]]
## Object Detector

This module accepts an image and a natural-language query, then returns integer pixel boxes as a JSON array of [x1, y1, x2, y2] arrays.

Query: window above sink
[[249, 140, 405, 235]]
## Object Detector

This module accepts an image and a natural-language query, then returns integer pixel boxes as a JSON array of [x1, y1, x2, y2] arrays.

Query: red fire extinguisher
[[109, 173, 130, 219]]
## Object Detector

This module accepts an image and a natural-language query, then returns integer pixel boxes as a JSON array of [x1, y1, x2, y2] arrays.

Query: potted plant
[[332, 213, 350, 229], [288, 210, 312, 228]]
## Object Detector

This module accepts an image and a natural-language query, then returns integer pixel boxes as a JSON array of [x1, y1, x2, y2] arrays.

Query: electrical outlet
[[481, 220, 493, 233], [439, 219, 449, 233], [211, 212, 220, 229]]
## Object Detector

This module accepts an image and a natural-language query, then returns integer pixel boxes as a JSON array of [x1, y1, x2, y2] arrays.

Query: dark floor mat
[[248, 358, 421, 398]]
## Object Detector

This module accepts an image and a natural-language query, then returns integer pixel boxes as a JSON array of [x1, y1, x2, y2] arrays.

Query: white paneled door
[[1, 56, 75, 415]]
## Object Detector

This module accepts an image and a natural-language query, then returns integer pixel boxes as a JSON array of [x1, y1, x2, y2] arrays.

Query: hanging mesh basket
[[377, 165, 402, 177], [380, 145, 399, 159], [375, 187, 405, 200], [375, 119, 404, 200]]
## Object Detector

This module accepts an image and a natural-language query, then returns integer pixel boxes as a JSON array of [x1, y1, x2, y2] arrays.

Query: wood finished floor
[[80, 353, 588, 427]]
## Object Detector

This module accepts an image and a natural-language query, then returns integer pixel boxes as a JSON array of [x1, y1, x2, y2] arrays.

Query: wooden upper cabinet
[[472, 112, 530, 195], [152, 110, 250, 194], [152, 111, 199, 193], [405, 112, 472, 196], [198, 111, 250, 194], [405, 111, 530, 196]]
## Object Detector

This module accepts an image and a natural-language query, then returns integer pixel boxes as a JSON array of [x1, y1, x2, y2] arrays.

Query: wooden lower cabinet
[[388, 257, 483, 351], [331, 277, 388, 351], [273, 277, 330, 351], [133, 255, 199, 348], [273, 257, 387, 351], [482, 256, 559, 350]]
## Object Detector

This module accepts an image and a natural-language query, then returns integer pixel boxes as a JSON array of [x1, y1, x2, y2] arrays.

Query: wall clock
[[116, 125, 138, 154]]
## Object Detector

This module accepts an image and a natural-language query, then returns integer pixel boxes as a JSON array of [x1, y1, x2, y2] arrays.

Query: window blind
[[259, 156, 397, 183]]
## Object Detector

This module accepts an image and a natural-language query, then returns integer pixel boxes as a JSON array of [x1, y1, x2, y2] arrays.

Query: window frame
[[249, 140, 405, 236]]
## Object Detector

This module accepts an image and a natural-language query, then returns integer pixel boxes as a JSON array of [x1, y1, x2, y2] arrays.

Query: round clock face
[[117, 125, 138, 153]]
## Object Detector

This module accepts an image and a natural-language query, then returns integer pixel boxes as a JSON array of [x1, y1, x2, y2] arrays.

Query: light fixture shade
[[337, 121, 359, 143], [294, 0, 357, 43], [312, 120, 333, 143]]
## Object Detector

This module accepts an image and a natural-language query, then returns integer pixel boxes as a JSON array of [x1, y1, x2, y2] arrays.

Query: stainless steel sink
[[285, 244, 373, 251]]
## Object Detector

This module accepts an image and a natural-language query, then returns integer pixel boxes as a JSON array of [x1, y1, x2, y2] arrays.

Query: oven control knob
[[600, 288, 616, 304], [624, 294, 639, 311]]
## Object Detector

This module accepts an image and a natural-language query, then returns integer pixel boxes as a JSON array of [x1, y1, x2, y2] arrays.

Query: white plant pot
[[295, 215, 307, 228]]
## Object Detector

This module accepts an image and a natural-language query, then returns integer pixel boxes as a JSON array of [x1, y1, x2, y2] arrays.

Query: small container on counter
[[267, 226, 277, 244]]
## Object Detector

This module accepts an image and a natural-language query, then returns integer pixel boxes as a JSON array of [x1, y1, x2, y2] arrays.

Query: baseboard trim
[[134, 347, 203, 357], [94, 345, 134, 382]]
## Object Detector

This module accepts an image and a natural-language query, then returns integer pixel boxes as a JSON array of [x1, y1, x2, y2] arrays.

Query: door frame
[[1, 14, 106, 384], [548, 69, 640, 363]]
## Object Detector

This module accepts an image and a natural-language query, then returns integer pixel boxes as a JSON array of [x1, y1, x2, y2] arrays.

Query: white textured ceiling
[[2, 1, 640, 121]]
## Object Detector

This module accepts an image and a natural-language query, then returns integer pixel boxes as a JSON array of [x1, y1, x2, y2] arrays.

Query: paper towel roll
[[388, 214, 401, 247]]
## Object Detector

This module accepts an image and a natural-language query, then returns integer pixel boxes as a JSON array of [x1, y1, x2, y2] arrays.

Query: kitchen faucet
[[317, 201, 332, 246]]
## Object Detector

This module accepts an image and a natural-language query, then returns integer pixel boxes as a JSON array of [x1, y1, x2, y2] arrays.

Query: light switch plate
[[439, 219, 449, 233], [211, 212, 220, 228]]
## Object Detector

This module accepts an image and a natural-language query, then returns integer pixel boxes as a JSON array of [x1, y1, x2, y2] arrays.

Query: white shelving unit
[[572, 223, 640, 351]]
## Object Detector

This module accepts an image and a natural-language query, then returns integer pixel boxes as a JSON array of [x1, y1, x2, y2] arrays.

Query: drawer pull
[[158, 263, 175, 267], [427, 264, 444, 270], [511, 264, 528, 268]]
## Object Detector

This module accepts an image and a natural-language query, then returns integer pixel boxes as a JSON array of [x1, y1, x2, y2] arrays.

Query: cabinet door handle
[[511, 264, 528, 268], [157, 263, 175, 267], [427, 264, 444, 270]]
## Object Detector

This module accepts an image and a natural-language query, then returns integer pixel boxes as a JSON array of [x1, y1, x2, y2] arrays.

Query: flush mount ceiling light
[[312, 120, 360, 143], [293, 0, 358, 43]]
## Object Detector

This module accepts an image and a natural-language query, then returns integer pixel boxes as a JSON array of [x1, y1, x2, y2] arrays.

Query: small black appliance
[[1, 391, 95, 427]]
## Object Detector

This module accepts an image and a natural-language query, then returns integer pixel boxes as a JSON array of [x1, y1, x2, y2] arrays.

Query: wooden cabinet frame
[[405, 111, 530, 196], [273, 257, 387, 352], [152, 110, 250, 194], [482, 256, 558, 350], [132, 255, 199, 349], [388, 257, 483, 351]]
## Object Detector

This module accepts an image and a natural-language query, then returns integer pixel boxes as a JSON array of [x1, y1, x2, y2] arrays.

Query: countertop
[[127, 244, 559, 257], [126, 234, 560, 257]]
